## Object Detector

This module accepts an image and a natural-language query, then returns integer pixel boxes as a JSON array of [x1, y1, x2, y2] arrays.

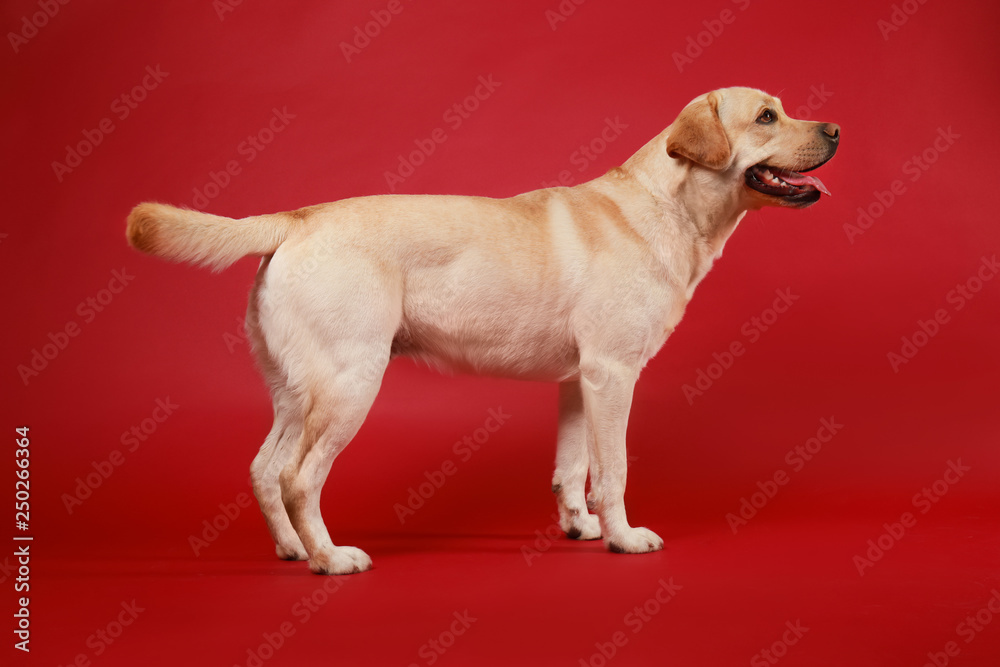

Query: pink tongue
[[773, 168, 832, 196]]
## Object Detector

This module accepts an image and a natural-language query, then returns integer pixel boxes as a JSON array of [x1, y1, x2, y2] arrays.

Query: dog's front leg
[[580, 357, 664, 554]]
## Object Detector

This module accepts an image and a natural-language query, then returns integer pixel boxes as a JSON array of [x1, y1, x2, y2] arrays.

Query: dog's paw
[[308, 546, 373, 575], [564, 513, 602, 540], [275, 543, 308, 561], [605, 527, 664, 554]]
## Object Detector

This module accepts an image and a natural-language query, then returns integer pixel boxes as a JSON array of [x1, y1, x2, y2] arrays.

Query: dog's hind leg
[[279, 344, 389, 574], [247, 262, 309, 560], [264, 251, 398, 574], [551, 380, 602, 540], [250, 389, 308, 560]]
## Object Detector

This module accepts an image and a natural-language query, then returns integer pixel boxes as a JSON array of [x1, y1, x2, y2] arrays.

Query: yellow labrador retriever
[[126, 87, 838, 574]]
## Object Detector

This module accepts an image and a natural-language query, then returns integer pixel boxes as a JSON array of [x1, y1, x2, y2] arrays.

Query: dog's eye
[[757, 109, 776, 124]]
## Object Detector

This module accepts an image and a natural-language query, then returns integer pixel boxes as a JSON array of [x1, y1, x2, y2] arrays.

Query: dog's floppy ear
[[666, 91, 731, 170]]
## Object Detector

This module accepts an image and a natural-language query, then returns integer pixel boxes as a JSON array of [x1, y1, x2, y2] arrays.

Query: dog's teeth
[[759, 168, 786, 187], [761, 169, 780, 185]]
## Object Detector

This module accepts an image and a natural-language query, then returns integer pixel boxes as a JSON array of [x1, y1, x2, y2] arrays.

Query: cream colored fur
[[126, 87, 839, 574]]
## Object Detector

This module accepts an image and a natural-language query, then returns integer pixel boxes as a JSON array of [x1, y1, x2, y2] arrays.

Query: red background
[[3, 0, 999, 665]]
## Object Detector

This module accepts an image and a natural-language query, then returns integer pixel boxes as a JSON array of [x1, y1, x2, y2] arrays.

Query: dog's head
[[666, 87, 839, 209]]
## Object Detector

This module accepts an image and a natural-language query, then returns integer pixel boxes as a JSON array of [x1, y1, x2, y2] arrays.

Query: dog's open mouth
[[744, 164, 831, 206]]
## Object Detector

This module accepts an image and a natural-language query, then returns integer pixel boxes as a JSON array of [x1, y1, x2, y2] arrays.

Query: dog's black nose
[[821, 123, 840, 143]]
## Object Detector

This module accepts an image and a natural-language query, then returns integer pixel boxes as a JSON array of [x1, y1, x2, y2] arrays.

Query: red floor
[[19, 374, 1000, 665], [32, 516, 1000, 666]]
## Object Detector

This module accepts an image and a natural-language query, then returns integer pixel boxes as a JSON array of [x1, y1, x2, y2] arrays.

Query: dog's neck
[[622, 130, 747, 245], [606, 130, 748, 294]]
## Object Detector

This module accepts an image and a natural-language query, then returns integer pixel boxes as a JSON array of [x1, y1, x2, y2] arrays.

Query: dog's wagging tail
[[125, 87, 837, 575], [126, 202, 300, 271]]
